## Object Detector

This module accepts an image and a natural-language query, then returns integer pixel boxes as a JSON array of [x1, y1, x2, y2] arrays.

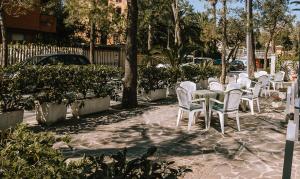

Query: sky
[[188, 0, 300, 22]]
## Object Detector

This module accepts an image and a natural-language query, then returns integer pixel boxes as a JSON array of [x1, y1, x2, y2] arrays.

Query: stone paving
[[24, 97, 300, 179]]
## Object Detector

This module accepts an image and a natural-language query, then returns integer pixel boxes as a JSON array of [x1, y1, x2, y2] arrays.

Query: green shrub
[[138, 66, 169, 93], [1, 65, 121, 110], [166, 67, 182, 86], [0, 125, 191, 178], [180, 63, 221, 82]]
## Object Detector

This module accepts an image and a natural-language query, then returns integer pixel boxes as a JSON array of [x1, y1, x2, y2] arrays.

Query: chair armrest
[[242, 89, 253, 94], [192, 98, 206, 103], [209, 98, 224, 105]]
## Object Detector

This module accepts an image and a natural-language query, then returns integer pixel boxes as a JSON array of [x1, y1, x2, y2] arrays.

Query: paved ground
[[24, 96, 300, 179]]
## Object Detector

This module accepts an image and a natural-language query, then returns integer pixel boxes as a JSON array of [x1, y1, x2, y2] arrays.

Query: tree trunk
[[246, 0, 256, 78], [172, 0, 181, 46], [0, 10, 8, 67], [89, 21, 95, 64], [147, 24, 152, 66], [220, 0, 227, 84], [210, 1, 217, 34], [264, 38, 271, 70], [122, 0, 138, 108]]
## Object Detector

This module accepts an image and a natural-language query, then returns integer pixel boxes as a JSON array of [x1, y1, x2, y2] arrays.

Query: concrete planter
[[167, 87, 176, 96], [35, 102, 67, 125], [198, 79, 208, 89], [0, 110, 24, 130], [71, 96, 110, 117], [143, 89, 167, 101]]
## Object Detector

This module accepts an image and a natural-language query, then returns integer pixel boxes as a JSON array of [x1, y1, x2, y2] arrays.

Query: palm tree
[[220, 0, 227, 84], [122, 0, 138, 108], [291, 0, 300, 10]]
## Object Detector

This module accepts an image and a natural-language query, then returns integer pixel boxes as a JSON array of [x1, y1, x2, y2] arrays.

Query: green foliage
[[166, 67, 182, 86], [180, 63, 221, 82], [0, 125, 191, 178], [138, 66, 169, 93], [276, 54, 299, 80], [1, 65, 120, 110], [0, 125, 72, 178]]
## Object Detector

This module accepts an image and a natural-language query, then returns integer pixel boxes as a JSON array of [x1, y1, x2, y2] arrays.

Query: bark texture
[[122, 0, 138, 108]]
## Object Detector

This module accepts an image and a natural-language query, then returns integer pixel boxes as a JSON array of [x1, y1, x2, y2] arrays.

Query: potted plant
[[33, 66, 73, 125], [139, 66, 168, 101], [166, 67, 181, 96], [0, 70, 24, 130], [71, 66, 119, 118]]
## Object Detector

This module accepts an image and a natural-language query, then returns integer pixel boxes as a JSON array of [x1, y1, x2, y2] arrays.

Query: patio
[[24, 96, 300, 179]]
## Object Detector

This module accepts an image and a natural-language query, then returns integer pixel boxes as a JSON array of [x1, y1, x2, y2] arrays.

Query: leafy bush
[[180, 63, 221, 82], [139, 66, 169, 93], [0, 125, 191, 178], [0, 68, 24, 112], [1, 65, 120, 110], [166, 67, 182, 86]]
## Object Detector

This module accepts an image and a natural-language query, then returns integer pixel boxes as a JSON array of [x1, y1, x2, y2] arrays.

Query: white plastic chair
[[237, 77, 252, 89], [238, 73, 248, 79], [226, 82, 241, 91], [179, 81, 196, 101], [209, 81, 224, 91], [208, 77, 219, 84], [226, 75, 237, 84], [241, 83, 261, 115], [257, 75, 270, 97], [208, 89, 243, 134], [176, 87, 207, 131], [270, 71, 285, 91]]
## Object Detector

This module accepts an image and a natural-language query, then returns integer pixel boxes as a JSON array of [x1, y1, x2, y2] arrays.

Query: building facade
[[4, 9, 56, 42]]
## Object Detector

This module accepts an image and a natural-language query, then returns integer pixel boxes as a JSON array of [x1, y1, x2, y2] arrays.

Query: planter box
[[0, 110, 24, 130], [167, 87, 176, 96], [35, 102, 67, 125], [71, 96, 110, 117], [198, 79, 208, 89], [143, 89, 167, 101]]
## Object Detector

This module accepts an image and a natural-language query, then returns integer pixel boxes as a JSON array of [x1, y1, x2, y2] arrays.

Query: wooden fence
[[0, 44, 126, 67]]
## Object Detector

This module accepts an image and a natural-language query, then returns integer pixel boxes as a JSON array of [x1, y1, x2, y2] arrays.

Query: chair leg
[[218, 113, 225, 134], [236, 111, 240, 131], [256, 98, 260, 113], [203, 105, 208, 129], [176, 109, 182, 127], [188, 112, 194, 131], [249, 100, 254, 115], [208, 108, 212, 128]]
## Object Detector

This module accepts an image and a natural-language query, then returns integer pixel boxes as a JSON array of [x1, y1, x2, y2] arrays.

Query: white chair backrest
[[252, 83, 262, 98], [209, 81, 223, 91], [239, 73, 248, 78], [180, 81, 196, 94], [274, 71, 285, 81], [259, 71, 268, 76], [226, 75, 237, 84], [223, 89, 243, 112], [208, 77, 219, 84], [226, 82, 241, 91], [254, 72, 260, 79], [237, 77, 252, 89], [258, 75, 269, 87], [176, 87, 191, 109]]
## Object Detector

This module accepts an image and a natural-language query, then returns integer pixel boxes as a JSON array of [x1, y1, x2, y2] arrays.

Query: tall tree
[[64, 0, 122, 63], [246, 0, 256, 77], [259, 0, 292, 70], [172, 0, 182, 46], [122, 0, 138, 108], [0, 0, 35, 66], [220, 0, 227, 84]]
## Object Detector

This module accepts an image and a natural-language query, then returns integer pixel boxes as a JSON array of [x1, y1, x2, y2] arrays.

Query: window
[[11, 33, 24, 41]]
